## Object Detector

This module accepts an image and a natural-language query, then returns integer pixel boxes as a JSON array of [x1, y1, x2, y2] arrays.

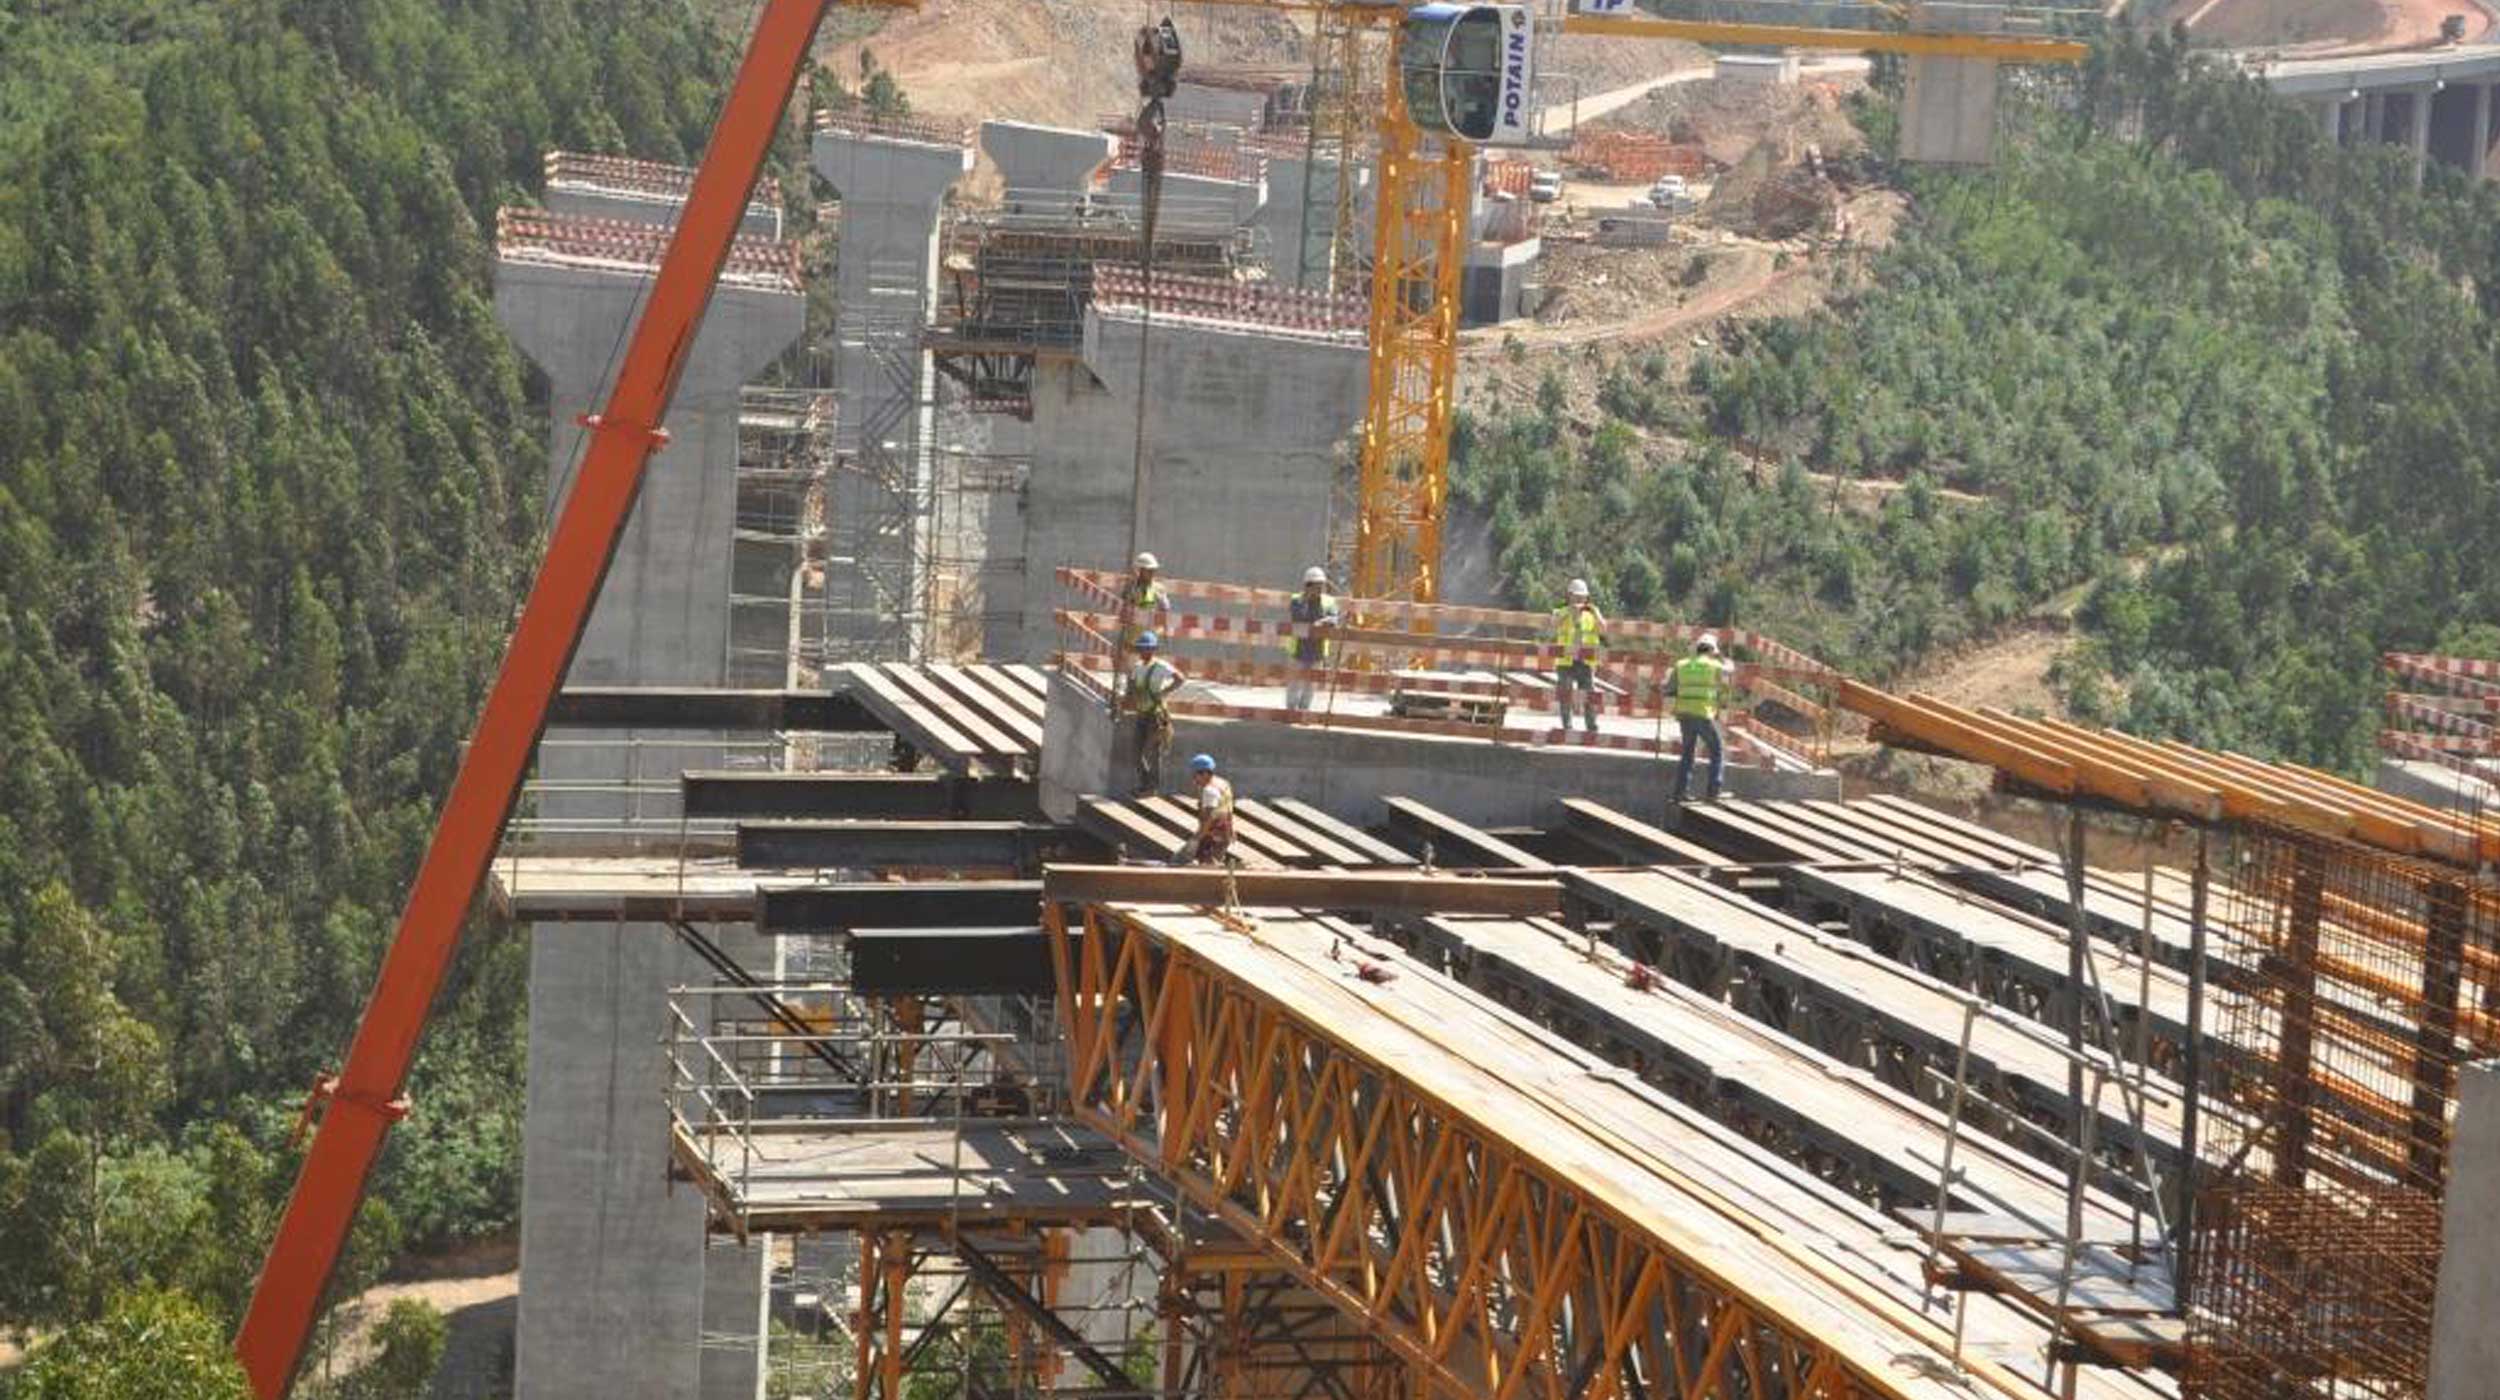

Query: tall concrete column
[[2367, 91, 2386, 142], [1003, 300, 1367, 660], [2477, 82, 2493, 180], [2430, 1060, 2500, 1400], [496, 211, 803, 1400], [811, 117, 973, 659], [1252, 146, 1373, 290], [2413, 86, 2434, 186], [2320, 97, 2343, 143]]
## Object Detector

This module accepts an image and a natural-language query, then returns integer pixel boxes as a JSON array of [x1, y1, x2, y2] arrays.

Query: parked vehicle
[[1528, 168, 1564, 203], [1647, 174, 1692, 211]]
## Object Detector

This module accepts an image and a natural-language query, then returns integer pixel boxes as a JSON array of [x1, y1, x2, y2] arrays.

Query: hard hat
[[1135, 551, 1159, 570], [1302, 566, 1328, 585], [1696, 632, 1719, 652], [1567, 578, 1590, 599], [1136, 630, 1160, 650], [1189, 753, 1218, 774]]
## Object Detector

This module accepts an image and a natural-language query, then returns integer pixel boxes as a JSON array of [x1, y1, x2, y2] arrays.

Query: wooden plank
[[1837, 680, 2079, 796], [842, 662, 987, 771], [1002, 663, 1054, 700], [1557, 798, 1730, 866], [1047, 866, 1561, 916], [1268, 798, 1419, 867]]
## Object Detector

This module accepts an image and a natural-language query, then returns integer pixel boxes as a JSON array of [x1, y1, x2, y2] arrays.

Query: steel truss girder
[[1046, 904, 1889, 1400]]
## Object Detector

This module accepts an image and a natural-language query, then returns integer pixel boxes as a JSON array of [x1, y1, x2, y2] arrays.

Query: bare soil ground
[[2183, 0, 2495, 53], [809, 1, 1701, 136], [317, 1236, 520, 1399]]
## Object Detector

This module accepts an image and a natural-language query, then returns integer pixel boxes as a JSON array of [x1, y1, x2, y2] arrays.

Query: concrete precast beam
[[981, 120, 1118, 203], [1104, 166, 1266, 235]]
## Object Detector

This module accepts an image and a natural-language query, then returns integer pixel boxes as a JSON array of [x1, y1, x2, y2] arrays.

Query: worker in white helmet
[[1282, 565, 1340, 713], [1551, 578, 1605, 735], [1118, 551, 1171, 655], [1666, 632, 1736, 803]]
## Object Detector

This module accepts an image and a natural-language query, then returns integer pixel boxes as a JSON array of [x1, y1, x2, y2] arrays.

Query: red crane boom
[[230, 3, 887, 1391]]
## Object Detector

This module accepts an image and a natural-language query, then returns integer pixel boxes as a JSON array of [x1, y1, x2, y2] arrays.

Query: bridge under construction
[[488, 582, 2500, 1400]]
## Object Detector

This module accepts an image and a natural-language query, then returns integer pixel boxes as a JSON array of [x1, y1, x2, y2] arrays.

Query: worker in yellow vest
[[1666, 632, 1735, 804], [1551, 578, 1605, 734], [1283, 566, 1340, 712], [1118, 551, 1172, 655], [1125, 631, 1185, 795]]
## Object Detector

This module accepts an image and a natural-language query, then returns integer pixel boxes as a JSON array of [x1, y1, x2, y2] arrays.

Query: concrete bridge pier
[[811, 117, 974, 659], [495, 210, 804, 1400]]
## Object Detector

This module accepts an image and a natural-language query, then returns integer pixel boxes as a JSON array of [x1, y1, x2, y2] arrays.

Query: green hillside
[[0, 0, 730, 1370], [1458, 35, 2500, 769]]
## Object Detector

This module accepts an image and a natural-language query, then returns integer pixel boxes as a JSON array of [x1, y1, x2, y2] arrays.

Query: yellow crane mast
[[1182, 0, 2091, 605]]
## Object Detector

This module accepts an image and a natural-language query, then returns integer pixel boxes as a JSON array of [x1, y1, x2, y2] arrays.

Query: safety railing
[[1052, 566, 1837, 767]]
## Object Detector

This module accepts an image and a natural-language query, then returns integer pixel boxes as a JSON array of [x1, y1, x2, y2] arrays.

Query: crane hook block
[[1135, 18, 1182, 101]]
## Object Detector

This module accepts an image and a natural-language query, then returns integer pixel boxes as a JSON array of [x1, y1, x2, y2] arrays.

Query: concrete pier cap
[[981, 119, 1119, 202], [542, 150, 784, 239], [811, 113, 976, 211], [1105, 165, 1267, 235]]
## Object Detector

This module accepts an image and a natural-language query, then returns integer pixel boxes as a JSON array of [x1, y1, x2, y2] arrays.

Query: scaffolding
[[732, 387, 835, 688]]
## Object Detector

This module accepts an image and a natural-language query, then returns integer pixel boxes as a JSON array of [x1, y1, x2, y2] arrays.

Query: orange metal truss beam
[[1043, 901, 2044, 1400]]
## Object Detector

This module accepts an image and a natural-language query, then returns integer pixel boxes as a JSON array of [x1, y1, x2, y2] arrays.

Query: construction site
[[205, 4, 2500, 1400]]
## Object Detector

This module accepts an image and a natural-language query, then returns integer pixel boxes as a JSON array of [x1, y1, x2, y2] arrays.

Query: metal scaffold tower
[[825, 291, 937, 664]]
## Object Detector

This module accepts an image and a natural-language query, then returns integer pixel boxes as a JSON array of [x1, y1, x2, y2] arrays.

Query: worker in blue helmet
[[1124, 630, 1185, 795], [1173, 753, 1236, 866]]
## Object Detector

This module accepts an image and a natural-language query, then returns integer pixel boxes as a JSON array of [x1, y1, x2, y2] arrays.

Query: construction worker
[[1552, 578, 1605, 734], [1283, 565, 1340, 712], [1174, 753, 1236, 866], [1118, 551, 1172, 655], [1666, 632, 1735, 804], [1125, 631, 1184, 795]]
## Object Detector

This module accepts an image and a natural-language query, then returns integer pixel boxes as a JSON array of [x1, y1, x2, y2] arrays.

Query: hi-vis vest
[[1553, 605, 1604, 664], [1284, 593, 1338, 662], [1131, 658, 1180, 715], [1119, 579, 1169, 647], [1672, 655, 1727, 720]]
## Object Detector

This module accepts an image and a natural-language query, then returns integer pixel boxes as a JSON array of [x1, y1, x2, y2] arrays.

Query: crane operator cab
[[1398, 4, 1537, 147]]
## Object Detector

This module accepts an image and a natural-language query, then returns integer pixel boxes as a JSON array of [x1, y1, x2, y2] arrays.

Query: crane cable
[[1116, 8, 1182, 713]]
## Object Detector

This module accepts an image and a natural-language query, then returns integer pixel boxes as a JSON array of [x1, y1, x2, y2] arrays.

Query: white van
[[1529, 169, 1565, 203], [1647, 175, 1692, 211]]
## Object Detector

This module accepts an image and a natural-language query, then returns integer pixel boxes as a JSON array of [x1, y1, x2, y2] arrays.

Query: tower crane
[[1183, 0, 2092, 604]]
